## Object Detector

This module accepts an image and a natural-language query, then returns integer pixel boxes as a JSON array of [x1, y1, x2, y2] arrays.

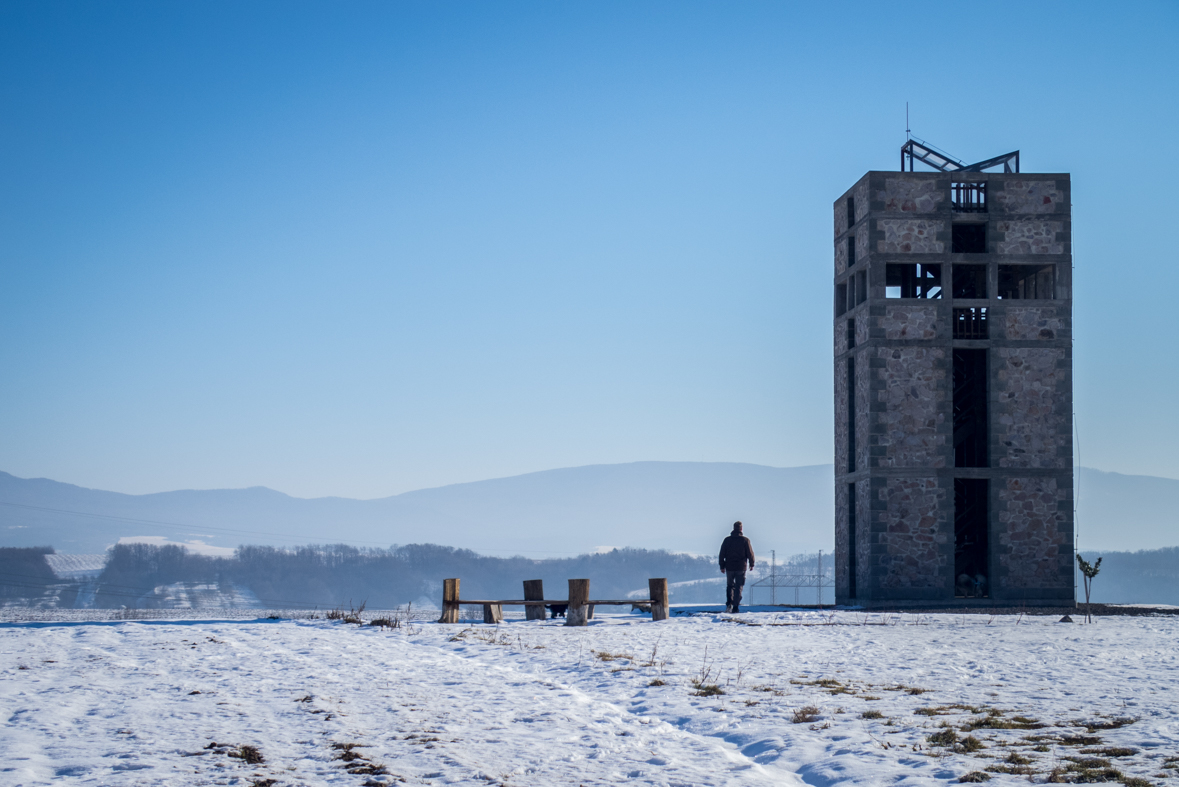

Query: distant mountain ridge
[[1, 464, 1175, 557], [0, 462, 833, 557]]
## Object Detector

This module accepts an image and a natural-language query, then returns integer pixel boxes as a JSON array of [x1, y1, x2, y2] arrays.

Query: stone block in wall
[[1005, 307, 1066, 340], [995, 348, 1068, 469], [877, 178, 943, 213], [835, 237, 848, 274], [878, 219, 945, 254], [996, 180, 1063, 214], [881, 304, 940, 340], [996, 221, 1064, 255], [854, 180, 869, 223], [997, 477, 1070, 589], [874, 347, 947, 468], [856, 315, 870, 347], [876, 477, 947, 590], [856, 229, 869, 264], [834, 198, 848, 238]]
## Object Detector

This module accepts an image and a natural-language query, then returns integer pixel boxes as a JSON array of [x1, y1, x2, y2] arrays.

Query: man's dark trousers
[[726, 570, 746, 612]]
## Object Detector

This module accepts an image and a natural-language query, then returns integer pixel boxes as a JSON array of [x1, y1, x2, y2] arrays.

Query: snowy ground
[[2, 610, 1178, 786]]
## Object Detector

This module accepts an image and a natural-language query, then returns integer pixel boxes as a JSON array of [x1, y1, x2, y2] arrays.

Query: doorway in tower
[[954, 478, 989, 598]]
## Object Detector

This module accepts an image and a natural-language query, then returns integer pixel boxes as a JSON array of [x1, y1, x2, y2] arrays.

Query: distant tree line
[[81, 542, 723, 609], [9, 543, 1176, 609], [0, 546, 62, 601], [93, 542, 234, 608]]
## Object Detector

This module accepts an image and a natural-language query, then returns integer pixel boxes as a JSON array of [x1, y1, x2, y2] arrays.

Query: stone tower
[[833, 141, 1074, 607]]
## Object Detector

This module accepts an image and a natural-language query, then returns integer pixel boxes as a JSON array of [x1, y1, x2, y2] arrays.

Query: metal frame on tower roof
[[901, 139, 1020, 173]]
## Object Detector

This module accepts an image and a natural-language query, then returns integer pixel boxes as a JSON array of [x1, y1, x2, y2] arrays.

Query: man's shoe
[[732, 606, 740, 614]]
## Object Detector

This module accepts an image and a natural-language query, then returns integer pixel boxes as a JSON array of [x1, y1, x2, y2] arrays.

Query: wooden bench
[[439, 578, 669, 625]]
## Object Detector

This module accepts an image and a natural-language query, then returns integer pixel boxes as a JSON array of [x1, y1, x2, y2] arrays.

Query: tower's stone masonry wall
[[996, 220, 1064, 254], [856, 347, 871, 472], [876, 477, 947, 590], [856, 314, 870, 347], [878, 219, 944, 253], [835, 198, 848, 237], [834, 178, 869, 238], [854, 180, 869, 223], [854, 477, 870, 593], [881, 304, 941, 340], [997, 477, 1071, 589], [878, 178, 944, 213], [834, 170, 1073, 605], [995, 348, 1069, 469], [856, 229, 869, 263], [834, 477, 873, 599], [835, 312, 870, 357], [996, 180, 1063, 214], [834, 354, 849, 474], [874, 347, 947, 468], [1005, 307, 1066, 341]]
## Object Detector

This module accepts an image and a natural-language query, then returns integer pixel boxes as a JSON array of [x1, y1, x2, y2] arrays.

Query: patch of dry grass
[[792, 705, 821, 724]]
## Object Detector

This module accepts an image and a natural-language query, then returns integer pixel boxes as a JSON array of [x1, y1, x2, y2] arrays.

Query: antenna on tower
[[906, 102, 910, 140]]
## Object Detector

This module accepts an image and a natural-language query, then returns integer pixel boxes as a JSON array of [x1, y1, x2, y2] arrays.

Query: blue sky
[[1, 1, 1177, 498]]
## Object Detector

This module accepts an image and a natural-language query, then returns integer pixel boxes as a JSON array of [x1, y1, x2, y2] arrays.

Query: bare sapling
[[1075, 554, 1102, 623]]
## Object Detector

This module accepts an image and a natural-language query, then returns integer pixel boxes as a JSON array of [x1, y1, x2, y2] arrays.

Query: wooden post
[[439, 578, 460, 624], [649, 577, 669, 621], [482, 603, 503, 624], [523, 579, 546, 621], [566, 578, 590, 626]]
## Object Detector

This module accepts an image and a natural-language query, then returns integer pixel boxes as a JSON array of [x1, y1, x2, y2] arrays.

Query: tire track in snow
[[385, 627, 799, 785]]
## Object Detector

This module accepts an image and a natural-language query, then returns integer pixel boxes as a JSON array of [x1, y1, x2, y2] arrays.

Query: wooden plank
[[566, 578, 590, 626], [438, 578, 460, 624], [649, 577, 669, 621], [587, 600, 651, 605], [483, 603, 503, 624], [456, 599, 561, 606], [455, 599, 650, 606], [523, 579, 546, 621]]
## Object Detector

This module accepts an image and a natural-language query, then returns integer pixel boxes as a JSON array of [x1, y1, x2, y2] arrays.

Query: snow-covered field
[[2, 610, 1177, 786]]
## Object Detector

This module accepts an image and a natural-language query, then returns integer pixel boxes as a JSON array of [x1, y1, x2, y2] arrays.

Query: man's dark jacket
[[719, 534, 755, 573]]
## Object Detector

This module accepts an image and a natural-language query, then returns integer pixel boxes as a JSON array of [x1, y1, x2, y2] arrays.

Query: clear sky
[[2, 1, 1177, 499]]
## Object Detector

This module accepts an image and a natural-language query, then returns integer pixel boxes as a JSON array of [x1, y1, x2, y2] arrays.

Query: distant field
[[3, 610, 1177, 785]]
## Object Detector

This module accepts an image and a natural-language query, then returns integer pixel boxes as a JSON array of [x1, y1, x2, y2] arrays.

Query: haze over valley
[[3, 463, 1176, 558]]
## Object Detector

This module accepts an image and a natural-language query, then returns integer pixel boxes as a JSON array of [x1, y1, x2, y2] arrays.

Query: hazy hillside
[[1, 464, 1175, 558], [1080, 547, 1179, 606], [0, 462, 834, 558], [1074, 468, 1179, 552]]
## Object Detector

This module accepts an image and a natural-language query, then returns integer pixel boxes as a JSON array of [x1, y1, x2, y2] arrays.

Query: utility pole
[[771, 550, 776, 606], [818, 550, 823, 609]]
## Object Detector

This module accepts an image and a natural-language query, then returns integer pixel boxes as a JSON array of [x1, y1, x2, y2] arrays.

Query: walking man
[[719, 521, 755, 613]]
